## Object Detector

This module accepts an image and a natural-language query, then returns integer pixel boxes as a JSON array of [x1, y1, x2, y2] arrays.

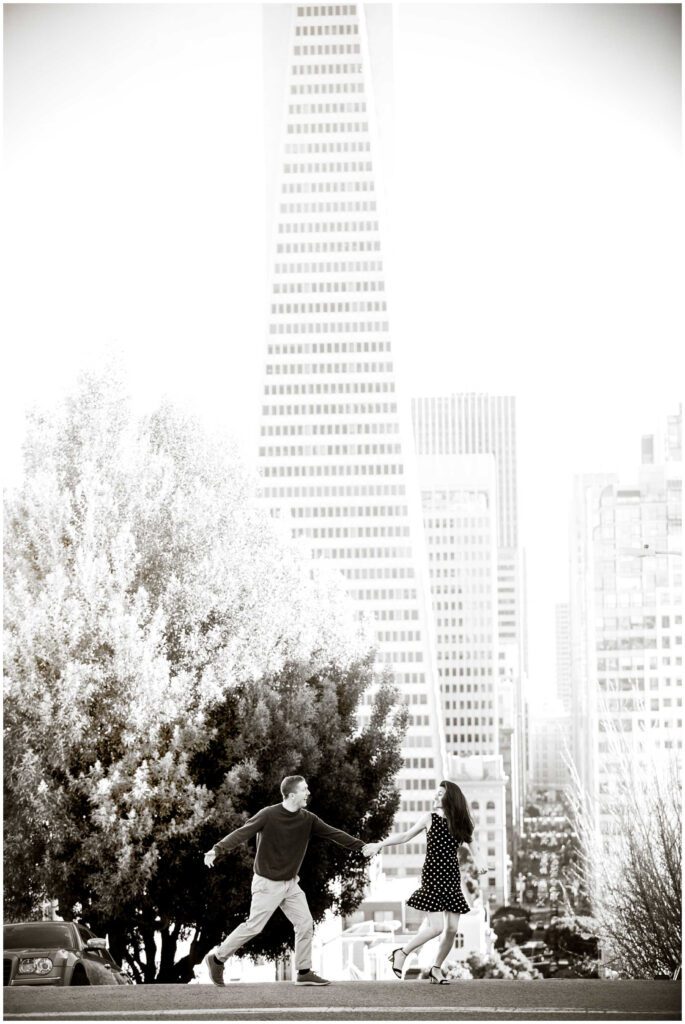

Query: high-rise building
[[417, 454, 499, 758], [555, 603, 572, 713], [411, 393, 527, 884], [568, 407, 683, 834], [528, 702, 572, 790], [415, 452, 508, 898], [568, 472, 618, 795], [257, 3, 446, 877]]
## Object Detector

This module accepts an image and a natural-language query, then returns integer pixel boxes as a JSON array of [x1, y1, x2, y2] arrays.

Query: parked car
[[3, 921, 132, 987]]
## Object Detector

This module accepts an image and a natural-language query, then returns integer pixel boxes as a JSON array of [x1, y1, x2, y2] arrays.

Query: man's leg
[[279, 880, 314, 971], [280, 879, 329, 985], [205, 876, 285, 984]]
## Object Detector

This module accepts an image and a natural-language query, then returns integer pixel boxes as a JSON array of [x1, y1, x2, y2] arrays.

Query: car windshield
[[3, 923, 74, 950]]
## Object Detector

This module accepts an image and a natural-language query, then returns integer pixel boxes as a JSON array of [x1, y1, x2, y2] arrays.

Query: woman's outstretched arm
[[362, 812, 431, 857]]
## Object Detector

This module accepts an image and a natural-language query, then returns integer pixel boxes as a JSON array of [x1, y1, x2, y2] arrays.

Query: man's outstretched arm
[[204, 809, 268, 867], [311, 815, 364, 851]]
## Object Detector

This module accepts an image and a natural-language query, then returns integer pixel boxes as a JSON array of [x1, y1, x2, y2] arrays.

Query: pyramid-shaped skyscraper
[[257, 3, 446, 876]]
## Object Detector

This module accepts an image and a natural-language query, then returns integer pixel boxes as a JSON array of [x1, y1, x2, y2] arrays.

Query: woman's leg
[[394, 912, 443, 967], [433, 912, 460, 972]]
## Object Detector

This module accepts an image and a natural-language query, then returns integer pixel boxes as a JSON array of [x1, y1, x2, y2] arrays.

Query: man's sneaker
[[296, 970, 330, 986], [204, 952, 226, 986]]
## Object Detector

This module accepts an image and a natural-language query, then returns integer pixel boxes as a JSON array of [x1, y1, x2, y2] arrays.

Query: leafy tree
[[4, 368, 407, 982], [491, 906, 532, 949]]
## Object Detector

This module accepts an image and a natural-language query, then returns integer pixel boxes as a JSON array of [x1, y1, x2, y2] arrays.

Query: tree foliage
[[4, 369, 407, 982]]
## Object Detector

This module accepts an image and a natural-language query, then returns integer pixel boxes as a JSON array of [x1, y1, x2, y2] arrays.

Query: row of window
[[430, 553, 493, 565], [266, 358, 391, 371], [293, 43, 360, 56], [262, 487, 407, 502], [272, 286, 384, 300], [291, 62, 362, 76], [285, 141, 370, 156], [278, 201, 377, 215], [404, 758, 435, 770], [269, 320, 388, 334], [374, 609, 419, 621], [311, 546, 412, 562], [272, 300, 384, 313], [443, 697, 495, 710], [442, 677, 495, 688], [375, 630, 421, 642], [261, 401, 397, 415], [598, 655, 673, 670], [296, 23, 358, 36], [290, 503, 407, 517], [290, 82, 364, 95], [287, 119, 367, 133], [283, 160, 371, 173], [260, 443, 402, 457], [261, 423, 399, 436], [282, 181, 373, 194], [276, 241, 381, 253], [446, 716, 496, 728], [405, 715, 431, 730], [275, 260, 382, 275], [343, 566, 416, 579], [277, 223, 379, 238], [447, 736, 494, 748], [260, 461, 404, 476], [428, 533, 491, 547], [293, 525, 410, 540], [289, 102, 366, 114], [350, 588, 418, 600], [296, 6, 358, 17]]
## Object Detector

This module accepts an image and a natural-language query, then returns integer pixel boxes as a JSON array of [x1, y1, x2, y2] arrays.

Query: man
[[203, 775, 364, 986]]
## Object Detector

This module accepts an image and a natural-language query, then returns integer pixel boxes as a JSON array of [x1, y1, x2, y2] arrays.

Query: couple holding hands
[[203, 775, 487, 987]]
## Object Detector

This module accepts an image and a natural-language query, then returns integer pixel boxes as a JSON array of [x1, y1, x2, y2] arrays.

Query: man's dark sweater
[[213, 804, 364, 880]]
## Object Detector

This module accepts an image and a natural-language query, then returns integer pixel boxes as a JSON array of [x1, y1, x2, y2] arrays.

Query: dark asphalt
[[3, 979, 681, 1022]]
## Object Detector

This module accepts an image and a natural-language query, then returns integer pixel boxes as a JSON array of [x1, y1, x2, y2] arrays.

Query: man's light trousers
[[216, 874, 313, 971]]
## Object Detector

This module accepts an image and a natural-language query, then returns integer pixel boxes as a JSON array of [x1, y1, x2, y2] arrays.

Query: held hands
[[204, 849, 217, 868], [361, 843, 381, 858]]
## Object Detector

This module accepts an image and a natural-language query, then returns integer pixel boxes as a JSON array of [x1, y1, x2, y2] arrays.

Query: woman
[[362, 780, 487, 984]]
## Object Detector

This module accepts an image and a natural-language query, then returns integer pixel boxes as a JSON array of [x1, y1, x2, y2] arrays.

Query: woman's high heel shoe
[[388, 948, 405, 979], [429, 966, 450, 984]]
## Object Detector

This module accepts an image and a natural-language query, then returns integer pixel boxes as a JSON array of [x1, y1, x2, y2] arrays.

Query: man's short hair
[[281, 775, 305, 798]]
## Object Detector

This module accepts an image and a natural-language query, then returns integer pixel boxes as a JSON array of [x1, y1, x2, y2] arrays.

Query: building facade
[[555, 603, 572, 713], [411, 393, 526, 886], [528, 704, 572, 790], [417, 454, 499, 759], [257, 3, 446, 876], [568, 408, 683, 836]]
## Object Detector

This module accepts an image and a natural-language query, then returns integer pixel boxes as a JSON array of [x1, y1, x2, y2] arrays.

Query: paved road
[[3, 980, 681, 1021]]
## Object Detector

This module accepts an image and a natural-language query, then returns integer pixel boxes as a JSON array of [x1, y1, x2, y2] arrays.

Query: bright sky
[[4, 3, 683, 700]]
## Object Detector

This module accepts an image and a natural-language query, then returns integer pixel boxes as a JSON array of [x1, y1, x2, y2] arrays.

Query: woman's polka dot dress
[[406, 813, 471, 914]]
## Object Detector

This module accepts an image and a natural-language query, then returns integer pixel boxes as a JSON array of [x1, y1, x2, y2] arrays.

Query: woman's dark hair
[[440, 780, 474, 844]]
